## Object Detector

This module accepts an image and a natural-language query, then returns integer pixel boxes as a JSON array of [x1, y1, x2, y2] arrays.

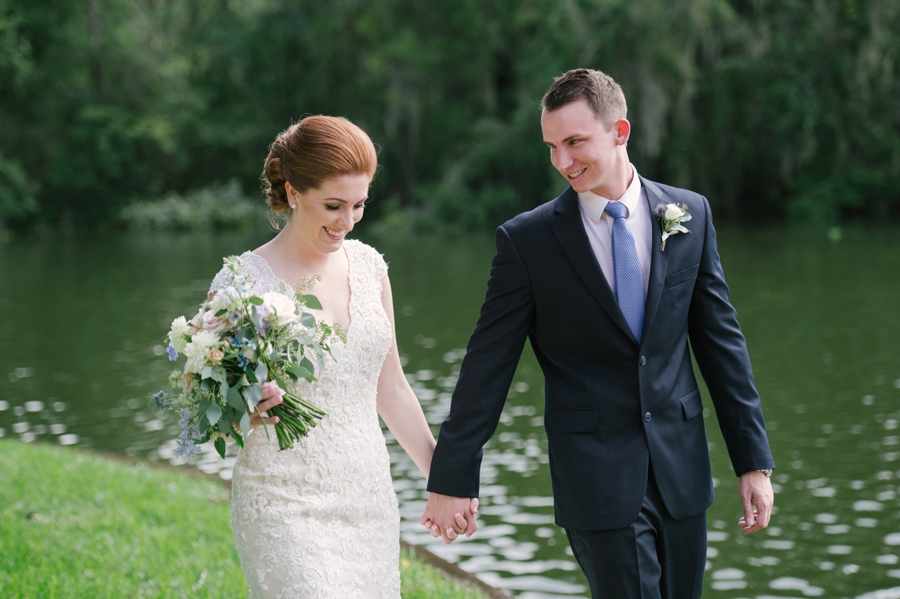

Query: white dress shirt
[[577, 165, 652, 296]]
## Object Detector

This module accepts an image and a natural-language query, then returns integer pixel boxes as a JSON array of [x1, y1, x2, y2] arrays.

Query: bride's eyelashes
[[324, 202, 366, 211]]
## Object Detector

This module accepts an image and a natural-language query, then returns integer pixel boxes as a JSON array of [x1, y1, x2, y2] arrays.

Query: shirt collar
[[577, 165, 643, 223]]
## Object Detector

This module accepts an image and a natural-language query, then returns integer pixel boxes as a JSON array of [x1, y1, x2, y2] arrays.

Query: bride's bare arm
[[376, 273, 478, 540], [375, 274, 437, 479]]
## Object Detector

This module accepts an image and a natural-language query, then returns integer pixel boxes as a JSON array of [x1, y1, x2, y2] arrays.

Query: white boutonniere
[[655, 203, 691, 251]]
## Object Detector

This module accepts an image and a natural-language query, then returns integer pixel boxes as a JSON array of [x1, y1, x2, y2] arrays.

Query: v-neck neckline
[[247, 244, 354, 338]]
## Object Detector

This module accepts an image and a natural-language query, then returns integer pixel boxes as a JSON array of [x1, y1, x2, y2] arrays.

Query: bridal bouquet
[[154, 256, 342, 458]]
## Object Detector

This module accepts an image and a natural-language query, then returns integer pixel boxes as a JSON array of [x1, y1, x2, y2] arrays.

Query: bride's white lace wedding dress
[[209, 239, 401, 599]]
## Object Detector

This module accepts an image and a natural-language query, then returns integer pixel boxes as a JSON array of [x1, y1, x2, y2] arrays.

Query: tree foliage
[[1, 0, 898, 231]]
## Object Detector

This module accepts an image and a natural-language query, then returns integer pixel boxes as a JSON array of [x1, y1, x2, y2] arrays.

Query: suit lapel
[[640, 176, 670, 345], [549, 187, 635, 342]]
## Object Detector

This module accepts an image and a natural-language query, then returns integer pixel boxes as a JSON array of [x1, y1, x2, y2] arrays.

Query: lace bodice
[[211, 240, 401, 599]]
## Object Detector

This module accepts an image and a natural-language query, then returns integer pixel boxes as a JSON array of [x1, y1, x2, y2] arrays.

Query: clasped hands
[[420, 493, 480, 544]]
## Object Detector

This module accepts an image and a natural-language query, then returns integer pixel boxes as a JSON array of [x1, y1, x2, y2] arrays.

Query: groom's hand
[[737, 471, 774, 534], [421, 493, 478, 544]]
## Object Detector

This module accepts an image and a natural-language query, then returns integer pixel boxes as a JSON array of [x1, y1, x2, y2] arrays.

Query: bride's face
[[287, 173, 370, 253]]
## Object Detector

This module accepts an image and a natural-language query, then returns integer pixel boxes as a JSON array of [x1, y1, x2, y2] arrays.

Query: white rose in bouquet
[[262, 292, 299, 326], [183, 330, 221, 374]]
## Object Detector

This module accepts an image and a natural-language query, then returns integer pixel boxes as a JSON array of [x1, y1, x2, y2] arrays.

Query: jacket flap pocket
[[681, 389, 703, 420], [544, 409, 600, 434], [665, 264, 700, 288]]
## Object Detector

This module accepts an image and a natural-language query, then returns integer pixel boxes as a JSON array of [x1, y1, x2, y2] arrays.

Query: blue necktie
[[604, 201, 645, 344]]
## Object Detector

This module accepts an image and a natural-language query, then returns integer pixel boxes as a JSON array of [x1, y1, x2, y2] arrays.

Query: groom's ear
[[614, 118, 631, 146]]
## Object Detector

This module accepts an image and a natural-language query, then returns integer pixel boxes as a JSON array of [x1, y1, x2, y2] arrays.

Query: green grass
[[0, 440, 488, 598], [399, 547, 488, 599]]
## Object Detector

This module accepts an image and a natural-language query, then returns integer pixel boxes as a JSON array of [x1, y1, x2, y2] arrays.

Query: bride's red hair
[[262, 116, 378, 220]]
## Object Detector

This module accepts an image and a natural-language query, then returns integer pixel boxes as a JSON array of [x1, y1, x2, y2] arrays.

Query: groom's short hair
[[541, 69, 627, 129]]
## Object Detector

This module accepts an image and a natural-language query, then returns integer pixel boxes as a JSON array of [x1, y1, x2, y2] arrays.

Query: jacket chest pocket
[[665, 264, 699, 289]]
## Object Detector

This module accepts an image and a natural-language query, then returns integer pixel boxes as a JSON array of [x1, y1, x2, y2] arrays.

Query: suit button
[[640, 356, 647, 366], [644, 412, 651, 422]]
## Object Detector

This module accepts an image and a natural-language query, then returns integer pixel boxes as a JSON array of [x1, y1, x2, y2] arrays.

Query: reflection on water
[[1, 224, 899, 597]]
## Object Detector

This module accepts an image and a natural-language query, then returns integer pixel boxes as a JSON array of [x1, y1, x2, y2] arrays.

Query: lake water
[[2, 223, 899, 598]]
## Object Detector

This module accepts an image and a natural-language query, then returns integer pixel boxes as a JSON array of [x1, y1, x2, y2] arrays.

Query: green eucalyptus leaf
[[211, 366, 227, 384], [301, 295, 323, 310], [240, 413, 251, 439], [227, 385, 244, 410], [206, 403, 223, 426], [251, 306, 263, 330], [300, 313, 316, 327], [214, 436, 226, 459], [287, 365, 312, 380], [244, 384, 263, 406], [255, 363, 268, 383], [249, 296, 264, 305]]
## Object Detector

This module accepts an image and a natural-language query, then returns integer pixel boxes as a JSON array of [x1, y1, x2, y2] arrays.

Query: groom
[[421, 69, 775, 598]]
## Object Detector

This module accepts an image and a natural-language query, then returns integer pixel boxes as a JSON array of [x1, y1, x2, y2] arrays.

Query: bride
[[209, 115, 476, 598]]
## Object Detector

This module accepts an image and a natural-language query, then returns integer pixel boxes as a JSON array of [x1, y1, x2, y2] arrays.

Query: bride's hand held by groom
[[421, 493, 479, 545]]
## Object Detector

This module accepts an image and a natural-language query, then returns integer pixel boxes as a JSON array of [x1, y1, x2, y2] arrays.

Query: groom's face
[[541, 99, 623, 198]]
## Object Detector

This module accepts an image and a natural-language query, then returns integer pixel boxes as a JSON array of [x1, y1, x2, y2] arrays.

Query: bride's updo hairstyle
[[262, 115, 378, 229]]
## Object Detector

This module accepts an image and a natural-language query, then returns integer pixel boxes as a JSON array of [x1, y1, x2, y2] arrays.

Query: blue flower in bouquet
[[152, 391, 171, 410], [176, 439, 201, 458], [176, 410, 203, 457], [166, 344, 178, 361]]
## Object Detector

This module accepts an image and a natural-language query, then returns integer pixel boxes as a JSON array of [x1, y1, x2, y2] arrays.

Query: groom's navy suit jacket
[[428, 177, 775, 531]]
